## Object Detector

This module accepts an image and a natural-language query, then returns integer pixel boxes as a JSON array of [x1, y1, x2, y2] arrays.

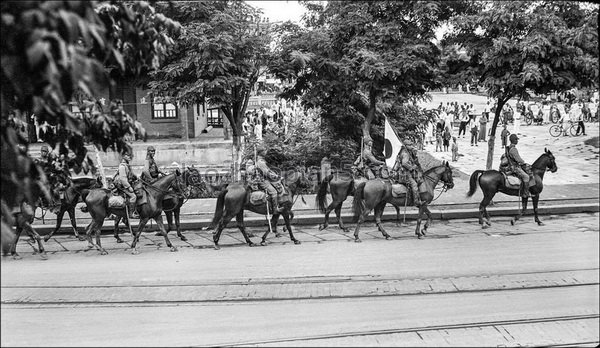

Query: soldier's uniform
[[114, 153, 139, 218], [392, 140, 424, 206], [141, 146, 165, 183], [353, 139, 385, 179], [506, 134, 531, 198]]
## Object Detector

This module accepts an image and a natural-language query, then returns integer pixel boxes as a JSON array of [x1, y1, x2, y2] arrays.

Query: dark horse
[[466, 148, 557, 228], [210, 168, 311, 250], [351, 162, 455, 242], [316, 171, 366, 233], [111, 167, 202, 243], [82, 170, 181, 254], [40, 176, 103, 242]]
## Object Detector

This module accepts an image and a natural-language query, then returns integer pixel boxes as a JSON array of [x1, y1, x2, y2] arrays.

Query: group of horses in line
[[4, 149, 557, 259]]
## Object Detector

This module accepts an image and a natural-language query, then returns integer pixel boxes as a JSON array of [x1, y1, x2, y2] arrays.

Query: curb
[[31, 202, 599, 234]]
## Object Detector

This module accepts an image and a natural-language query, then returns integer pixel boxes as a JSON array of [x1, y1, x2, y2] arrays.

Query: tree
[[1, 1, 180, 241], [444, 1, 599, 169], [148, 1, 273, 181], [269, 1, 451, 155]]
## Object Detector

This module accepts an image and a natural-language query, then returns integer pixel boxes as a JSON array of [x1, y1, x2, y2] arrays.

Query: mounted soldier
[[352, 138, 386, 179], [35, 145, 70, 212], [391, 138, 424, 206], [499, 134, 531, 198], [141, 146, 166, 183], [246, 150, 284, 213], [113, 152, 139, 218]]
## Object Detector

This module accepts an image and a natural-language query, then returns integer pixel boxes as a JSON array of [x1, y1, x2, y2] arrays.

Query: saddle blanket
[[391, 184, 408, 198], [249, 191, 267, 206], [503, 174, 534, 189], [108, 195, 126, 209]]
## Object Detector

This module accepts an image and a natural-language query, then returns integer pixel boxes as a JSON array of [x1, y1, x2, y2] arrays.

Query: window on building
[[152, 97, 178, 119], [207, 108, 223, 127]]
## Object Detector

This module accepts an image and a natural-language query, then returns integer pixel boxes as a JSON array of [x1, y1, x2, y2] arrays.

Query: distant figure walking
[[478, 113, 488, 142], [501, 124, 510, 148], [451, 137, 459, 162]]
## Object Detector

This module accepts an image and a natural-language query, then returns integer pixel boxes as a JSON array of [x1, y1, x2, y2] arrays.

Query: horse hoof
[[116, 238, 124, 244], [354, 239, 362, 243], [180, 236, 188, 242], [275, 233, 282, 238], [248, 242, 255, 247], [43, 236, 51, 242], [131, 249, 139, 255], [77, 236, 86, 241], [510, 219, 515, 226], [260, 241, 268, 246], [385, 236, 391, 240], [537, 221, 544, 226], [155, 232, 162, 237], [482, 225, 489, 230], [100, 250, 108, 256], [170, 246, 178, 252], [39, 253, 48, 260], [342, 228, 350, 233], [294, 240, 301, 245], [319, 224, 327, 231], [12, 254, 22, 260], [213, 245, 220, 250]]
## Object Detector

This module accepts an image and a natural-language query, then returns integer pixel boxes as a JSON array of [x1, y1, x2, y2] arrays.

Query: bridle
[[425, 166, 453, 202]]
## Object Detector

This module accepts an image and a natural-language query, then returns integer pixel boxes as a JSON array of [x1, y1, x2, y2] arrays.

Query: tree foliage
[[444, 0, 599, 169], [1, 1, 180, 238], [269, 1, 451, 150]]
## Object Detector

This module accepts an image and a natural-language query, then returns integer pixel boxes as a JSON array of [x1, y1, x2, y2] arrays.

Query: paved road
[[2, 212, 598, 346]]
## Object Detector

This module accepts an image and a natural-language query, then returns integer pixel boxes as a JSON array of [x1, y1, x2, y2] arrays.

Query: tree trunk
[[361, 86, 377, 142], [486, 96, 510, 170]]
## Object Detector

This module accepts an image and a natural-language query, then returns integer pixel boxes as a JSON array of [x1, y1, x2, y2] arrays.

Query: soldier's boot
[[412, 188, 423, 206], [127, 201, 139, 219], [269, 196, 283, 213]]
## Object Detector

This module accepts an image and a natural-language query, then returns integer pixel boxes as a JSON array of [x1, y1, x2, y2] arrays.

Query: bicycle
[[548, 120, 580, 137]]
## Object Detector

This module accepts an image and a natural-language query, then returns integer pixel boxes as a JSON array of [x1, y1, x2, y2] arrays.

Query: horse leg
[[374, 203, 391, 240], [335, 205, 349, 233], [235, 212, 254, 247], [283, 211, 300, 245], [260, 214, 276, 246], [44, 207, 66, 242], [533, 195, 543, 225], [394, 205, 401, 227], [353, 209, 371, 243], [84, 221, 95, 249], [10, 221, 24, 259], [415, 205, 424, 239], [113, 216, 124, 243], [93, 218, 107, 255], [319, 201, 337, 231], [174, 209, 186, 241], [154, 215, 177, 252], [422, 205, 433, 235], [480, 194, 494, 228], [68, 206, 85, 241], [270, 212, 282, 238], [213, 213, 235, 250], [131, 218, 150, 255], [158, 211, 172, 236], [511, 196, 528, 226]]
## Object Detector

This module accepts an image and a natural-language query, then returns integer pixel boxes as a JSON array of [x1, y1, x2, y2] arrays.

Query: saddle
[[248, 191, 268, 206], [501, 173, 535, 190], [109, 181, 148, 209], [390, 183, 408, 198]]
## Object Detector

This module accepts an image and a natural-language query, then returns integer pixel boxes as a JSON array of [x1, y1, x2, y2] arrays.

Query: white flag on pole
[[384, 117, 403, 168]]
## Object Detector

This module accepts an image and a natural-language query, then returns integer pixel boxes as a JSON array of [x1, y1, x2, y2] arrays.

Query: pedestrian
[[572, 100, 586, 136], [443, 126, 451, 152], [470, 117, 478, 146], [458, 106, 469, 138], [501, 124, 510, 147], [451, 137, 459, 161], [478, 112, 488, 142], [435, 126, 443, 152]]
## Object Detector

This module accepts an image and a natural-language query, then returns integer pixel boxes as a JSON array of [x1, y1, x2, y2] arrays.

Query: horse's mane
[[532, 150, 552, 169]]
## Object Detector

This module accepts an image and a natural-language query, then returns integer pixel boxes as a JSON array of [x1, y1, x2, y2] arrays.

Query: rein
[[423, 168, 450, 202]]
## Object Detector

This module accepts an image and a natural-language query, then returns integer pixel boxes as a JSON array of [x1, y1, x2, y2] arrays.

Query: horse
[[351, 162, 455, 242], [316, 171, 366, 233], [111, 168, 203, 243], [466, 148, 557, 228], [40, 176, 103, 242], [209, 167, 312, 250], [82, 170, 181, 254]]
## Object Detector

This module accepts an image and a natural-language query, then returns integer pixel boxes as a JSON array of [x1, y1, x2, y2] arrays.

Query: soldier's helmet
[[147, 146, 156, 153], [509, 134, 519, 143], [41, 145, 49, 152]]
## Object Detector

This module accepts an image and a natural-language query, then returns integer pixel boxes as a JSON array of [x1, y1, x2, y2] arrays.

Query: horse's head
[[440, 161, 454, 189], [283, 167, 312, 194], [543, 148, 558, 173]]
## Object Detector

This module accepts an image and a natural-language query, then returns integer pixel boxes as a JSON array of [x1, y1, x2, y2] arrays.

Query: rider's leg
[[125, 190, 138, 218], [515, 167, 530, 198], [408, 177, 422, 206], [265, 183, 281, 212]]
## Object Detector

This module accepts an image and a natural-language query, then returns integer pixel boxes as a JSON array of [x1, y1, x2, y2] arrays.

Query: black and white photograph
[[1, 0, 598, 346]]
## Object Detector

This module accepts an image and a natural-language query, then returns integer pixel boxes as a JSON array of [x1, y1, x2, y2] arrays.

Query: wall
[[135, 89, 185, 138]]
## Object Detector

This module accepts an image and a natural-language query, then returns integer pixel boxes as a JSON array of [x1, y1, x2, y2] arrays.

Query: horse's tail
[[316, 174, 332, 214], [351, 181, 367, 223], [466, 170, 485, 198], [208, 188, 228, 230]]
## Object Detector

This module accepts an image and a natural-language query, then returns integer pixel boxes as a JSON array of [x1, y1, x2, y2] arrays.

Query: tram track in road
[[2, 268, 598, 306], [210, 314, 600, 347]]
